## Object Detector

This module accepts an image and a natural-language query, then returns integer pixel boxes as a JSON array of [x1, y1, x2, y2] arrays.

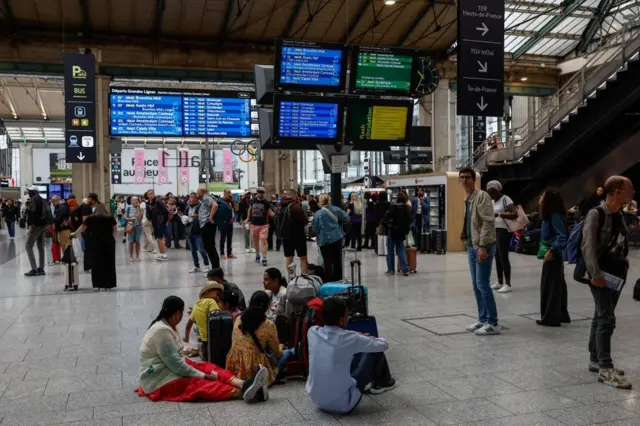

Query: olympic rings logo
[[230, 140, 258, 163]]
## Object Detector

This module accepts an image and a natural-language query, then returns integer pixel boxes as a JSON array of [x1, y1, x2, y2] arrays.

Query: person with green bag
[[538, 189, 570, 327]]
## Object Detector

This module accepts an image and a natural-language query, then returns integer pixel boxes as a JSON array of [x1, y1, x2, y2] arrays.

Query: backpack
[[563, 207, 605, 264], [214, 199, 233, 227], [286, 275, 322, 311], [42, 200, 54, 225], [275, 203, 294, 240]]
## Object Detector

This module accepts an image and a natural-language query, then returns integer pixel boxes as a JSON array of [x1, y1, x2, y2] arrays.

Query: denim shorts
[[128, 225, 143, 243]]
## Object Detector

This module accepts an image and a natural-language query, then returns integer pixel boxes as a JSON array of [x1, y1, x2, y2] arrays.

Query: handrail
[[474, 25, 640, 170]]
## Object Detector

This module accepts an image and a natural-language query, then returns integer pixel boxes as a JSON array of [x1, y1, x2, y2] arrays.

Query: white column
[[433, 78, 453, 172], [19, 143, 33, 198]]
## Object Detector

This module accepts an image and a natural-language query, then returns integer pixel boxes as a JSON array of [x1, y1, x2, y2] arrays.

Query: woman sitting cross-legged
[[136, 295, 269, 403], [226, 291, 295, 386]]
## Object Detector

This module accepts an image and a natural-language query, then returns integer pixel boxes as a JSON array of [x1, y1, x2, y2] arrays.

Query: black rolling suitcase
[[421, 232, 432, 254], [431, 229, 447, 254], [633, 279, 640, 301], [206, 311, 233, 367]]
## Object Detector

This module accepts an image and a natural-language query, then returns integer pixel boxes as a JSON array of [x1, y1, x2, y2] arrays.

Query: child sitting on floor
[[306, 297, 396, 414], [219, 290, 242, 323], [184, 282, 224, 362]]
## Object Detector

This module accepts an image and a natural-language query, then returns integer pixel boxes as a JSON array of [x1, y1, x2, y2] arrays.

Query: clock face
[[414, 57, 440, 96]]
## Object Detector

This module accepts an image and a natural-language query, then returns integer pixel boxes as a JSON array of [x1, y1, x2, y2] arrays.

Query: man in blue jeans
[[459, 167, 500, 335], [306, 298, 396, 414], [185, 193, 210, 273]]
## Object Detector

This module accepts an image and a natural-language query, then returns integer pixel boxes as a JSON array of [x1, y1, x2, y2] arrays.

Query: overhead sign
[[64, 53, 97, 163], [457, 0, 504, 117], [331, 155, 348, 174]]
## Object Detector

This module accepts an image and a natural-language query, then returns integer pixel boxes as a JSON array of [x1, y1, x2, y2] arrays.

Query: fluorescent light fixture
[[384, 0, 396, 4], [520, 77, 528, 81]]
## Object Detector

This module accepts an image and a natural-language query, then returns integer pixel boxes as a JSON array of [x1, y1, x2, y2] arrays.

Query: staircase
[[476, 29, 640, 204]]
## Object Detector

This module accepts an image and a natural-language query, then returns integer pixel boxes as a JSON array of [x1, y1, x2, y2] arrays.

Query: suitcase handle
[[350, 260, 361, 287]]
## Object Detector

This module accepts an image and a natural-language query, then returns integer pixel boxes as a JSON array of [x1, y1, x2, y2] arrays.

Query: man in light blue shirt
[[306, 298, 396, 414]]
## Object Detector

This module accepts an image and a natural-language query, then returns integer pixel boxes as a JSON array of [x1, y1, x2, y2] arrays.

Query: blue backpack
[[214, 199, 233, 227], [563, 207, 605, 264]]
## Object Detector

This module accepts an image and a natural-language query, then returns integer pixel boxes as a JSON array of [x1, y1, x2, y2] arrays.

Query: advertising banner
[[178, 148, 190, 186], [49, 153, 72, 183], [157, 148, 169, 185], [133, 148, 146, 184], [223, 149, 234, 183]]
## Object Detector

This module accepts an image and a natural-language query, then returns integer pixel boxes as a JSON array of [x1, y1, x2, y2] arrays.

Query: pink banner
[[133, 148, 146, 184], [157, 149, 169, 185], [223, 149, 234, 184], [178, 148, 189, 186]]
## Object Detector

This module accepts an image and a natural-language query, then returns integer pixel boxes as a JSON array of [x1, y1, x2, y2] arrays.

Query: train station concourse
[[1, 0, 640, 425]]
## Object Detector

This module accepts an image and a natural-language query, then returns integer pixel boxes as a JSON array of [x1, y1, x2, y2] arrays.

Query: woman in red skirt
[[136, 295, 269, 403]]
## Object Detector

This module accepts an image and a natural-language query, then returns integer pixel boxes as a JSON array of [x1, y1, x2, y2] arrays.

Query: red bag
[[51, 242, 61, 263]]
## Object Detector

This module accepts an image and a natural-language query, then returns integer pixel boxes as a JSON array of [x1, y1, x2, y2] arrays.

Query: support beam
[[281, 0, 306, 39], [512, 0, 588, 60], [342, 0, 370, 43], [506, 0, 596, 17], [506, 29, 581, 40], [153, 0, 166, 39], [396, 0, 434, 46], [218, 0, 235, 41], [576, 0, 616, 53], [79, 0, 93, 38], [1, 0, 16, 35]]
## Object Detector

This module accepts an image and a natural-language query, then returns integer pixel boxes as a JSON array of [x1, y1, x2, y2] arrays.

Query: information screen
[[278, 101, 339, 139], [109, 88, 254, 137], [110, 92, 182, 136], [275, 40, 347, 92], [350, 46, 419, 96], [183, 95, 251, 137], [347, 99, 413, 147]]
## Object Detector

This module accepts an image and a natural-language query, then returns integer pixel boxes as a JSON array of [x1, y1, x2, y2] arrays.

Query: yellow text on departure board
[[370, 106, 408, 140]]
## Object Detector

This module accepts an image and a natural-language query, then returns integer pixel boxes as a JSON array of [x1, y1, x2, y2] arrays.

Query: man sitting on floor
[[306, 298, 396, 414]]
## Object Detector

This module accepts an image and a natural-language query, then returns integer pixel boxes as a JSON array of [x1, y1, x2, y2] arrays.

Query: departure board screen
[[108, 88, 254, 137], [347, 99, 413, 147], [275, 40, 347, 92], [183, 94, 251, 137], [110, 91, 182, 136], [273, 94, 344, 145], [349, 46, 416, 95]]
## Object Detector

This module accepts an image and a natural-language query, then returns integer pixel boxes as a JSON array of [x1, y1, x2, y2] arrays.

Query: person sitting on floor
[[263, 268, 288, 321], [136, 295, 269, 403], [306, 297, 396, 414], [226, 291, 294, 386], [183, 282, 224, 362], [207, 267, 247, 310], [220, 290, 243, 323]]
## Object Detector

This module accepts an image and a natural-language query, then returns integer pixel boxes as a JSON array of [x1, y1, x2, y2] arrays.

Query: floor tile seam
[[544, 401, 640, 425], [413, 397, 517, 425], [0, 304, 31, 342]]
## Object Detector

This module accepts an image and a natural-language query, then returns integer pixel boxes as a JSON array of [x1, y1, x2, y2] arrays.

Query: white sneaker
[[250, 248, 256, 253], [466, 321, 484, 332], [497, 285, 513, 293], [490, 283, 502, 290], [202, 265, 210, 272], [189, 267, 200, 273], [155, 255, 168, 261], [475, 324, 501, 335]]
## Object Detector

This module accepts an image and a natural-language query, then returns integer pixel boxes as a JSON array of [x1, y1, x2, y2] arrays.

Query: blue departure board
[[183, 97, 251, 137], [279, 46, 343, 87], [110, 94, 182, 136], [278, 101, 339, 139]]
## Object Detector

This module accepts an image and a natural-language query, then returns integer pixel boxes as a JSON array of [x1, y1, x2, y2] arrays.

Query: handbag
[[406, 232, 416, 248], [248, 330, 278, 368], [124, 223, 134, 234], [502, 198, 529, 231], [537, 241, 550, 259], [376, 224, 386, 236]]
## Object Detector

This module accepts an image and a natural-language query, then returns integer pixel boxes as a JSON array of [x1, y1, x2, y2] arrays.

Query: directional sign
[[457, 0, 504, 117], [64, 53, 97, 163], [473, 116, 486, 142]]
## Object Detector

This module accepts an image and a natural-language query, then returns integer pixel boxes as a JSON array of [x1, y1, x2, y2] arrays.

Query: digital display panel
[[346, 99, 413, 148], [278, 101, 339, 139], [352, 47, 414, 93], [108, 88, 254, 137], [273, 94, 344, 145], [110, 91, 182, 136], [274, 39, 347, 93], [183, 94, 251, 137]]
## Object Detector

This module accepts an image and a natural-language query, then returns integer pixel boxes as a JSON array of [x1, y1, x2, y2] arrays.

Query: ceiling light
[[520, 76, 528, 82], [384, 0, 396, 5]]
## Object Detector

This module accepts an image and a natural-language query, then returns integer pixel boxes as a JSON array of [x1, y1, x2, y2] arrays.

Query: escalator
[[477, 33, 640, 205]]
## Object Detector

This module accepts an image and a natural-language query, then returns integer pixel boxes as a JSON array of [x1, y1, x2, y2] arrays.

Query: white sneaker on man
[[155, 254, 168, 261], [497, 285, 513, 293], [466, 321, 485, 332], [189, 267, 200, 273], [475, 324, 501, 335], [490, 282, 502, 290]]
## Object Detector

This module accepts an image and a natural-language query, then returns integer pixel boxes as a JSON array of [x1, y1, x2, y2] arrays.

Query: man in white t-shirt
[[486, 180, 518, 293]]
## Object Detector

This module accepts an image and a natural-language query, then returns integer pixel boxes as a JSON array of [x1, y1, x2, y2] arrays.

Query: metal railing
[[474, 26, 640, 170]]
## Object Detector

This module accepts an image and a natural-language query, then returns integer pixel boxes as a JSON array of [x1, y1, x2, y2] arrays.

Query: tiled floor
[[2, 227, 640, 425]]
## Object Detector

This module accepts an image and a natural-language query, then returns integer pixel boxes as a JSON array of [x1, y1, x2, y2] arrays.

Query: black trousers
[[589, 284, 624, 368], [201, 223, 220, 269], [495, 228, 513, 286], [539, 257, 570, 325], [219, 223, 233, 255], [363, 222, 378, 249], [349, 225, 362, 249], [321, 239, 343, 282]]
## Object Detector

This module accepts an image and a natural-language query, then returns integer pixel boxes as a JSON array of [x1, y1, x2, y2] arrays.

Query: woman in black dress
[[83, 212, 117, 290]]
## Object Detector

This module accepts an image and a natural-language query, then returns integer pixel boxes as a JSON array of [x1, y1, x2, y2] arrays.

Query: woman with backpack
[[382, 191, 412, 276], [312, 194, 351, 282], [537, 189, 571, 327], [486, 180, 518, 293]]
